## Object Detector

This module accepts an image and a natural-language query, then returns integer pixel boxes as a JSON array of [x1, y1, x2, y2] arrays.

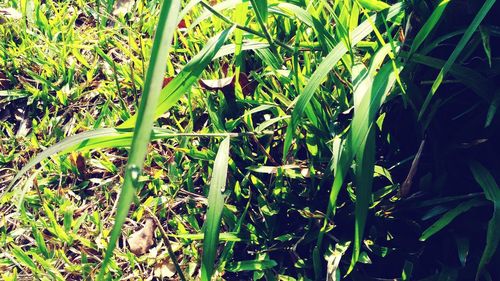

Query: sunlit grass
[[0, 0, 498, 280]]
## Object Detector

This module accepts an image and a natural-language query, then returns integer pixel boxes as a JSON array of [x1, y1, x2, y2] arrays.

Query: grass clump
[[1, 0, 499, 280]]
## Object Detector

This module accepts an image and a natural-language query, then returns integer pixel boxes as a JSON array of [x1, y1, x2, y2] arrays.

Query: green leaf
[[226, 259, 277, 272], [282, 2, 405, 159], [120, 26, 236, 128], [419, 198, 486, 241], [251, 0, 267, 22], [357, 0, 390, 11], [10, 244, 37, 272], [469, 161, 500, 280], [201, 137, 231, 281], [418, 0, 496, 121], [409, 0, 450, 55], [97, 1, 181, 279]]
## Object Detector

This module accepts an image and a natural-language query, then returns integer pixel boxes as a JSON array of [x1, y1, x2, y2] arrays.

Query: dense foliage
[[0, 0, 498, 280]]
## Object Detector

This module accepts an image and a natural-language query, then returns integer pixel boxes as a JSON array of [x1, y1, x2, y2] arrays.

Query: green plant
[[1, 0, 498, 280]]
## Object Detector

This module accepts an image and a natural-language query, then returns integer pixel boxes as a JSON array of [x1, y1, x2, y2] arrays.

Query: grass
[[1, 0, 499, 280]]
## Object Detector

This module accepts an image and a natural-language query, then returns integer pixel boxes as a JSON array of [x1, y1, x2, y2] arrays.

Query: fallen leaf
[[162, 76, 173, 88], [113, 0, 135, 16], [153, 259, 176, 278], [70, 152, 87, 178], [128, 217, 156, 256], [0, 7, 22, 21], [199, 76, 234, 90]]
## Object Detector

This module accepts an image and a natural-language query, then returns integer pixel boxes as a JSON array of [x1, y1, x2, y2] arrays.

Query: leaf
[[357, 0, 390, 11], [418, 0, 496, 121], [251, 0, 268, 22], [201, 137, 231, 281], [419, 198, 486, 241], [469, 161, 500, 280], [282, 2, 405, 159], [120, 26, 236, 128], [409, 0, 450, 55], [127, 218, 156, 256], [479, 26, 492, 67], [9, 244, 37, 272], [226, 259, 277, 272], [97, 1, 181, 279], [154, 259, 177, 278]]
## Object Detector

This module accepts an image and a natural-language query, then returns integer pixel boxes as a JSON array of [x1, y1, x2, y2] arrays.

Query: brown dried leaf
[[128, 218, 156, 256], [70, 152, 87, 178]]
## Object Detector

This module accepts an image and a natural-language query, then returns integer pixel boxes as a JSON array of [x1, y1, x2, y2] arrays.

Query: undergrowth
[[0, 0, 499, 280]]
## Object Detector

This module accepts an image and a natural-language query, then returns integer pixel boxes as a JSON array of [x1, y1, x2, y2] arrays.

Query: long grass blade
[[201, 137, 231, 281], [120, 26, 236, 128], [408, 0, 450, 56], [418, 0, 496, 121], [97, 1, 181, 278], [419, 198, 486, 241], [282, 2, 405, 160], [469, 161, 500, 280]]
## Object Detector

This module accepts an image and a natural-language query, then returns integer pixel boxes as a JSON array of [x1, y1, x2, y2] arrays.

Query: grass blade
[[348, 126, 376, 274], [419, 198, 486, 241], [357, 0, 390, 11], [282, 2, 405, 160], [469, 161, 500, 280], [201, 137, 231, 281], [226, 259, 277, 272], [409, 0, 450, 56], [418, 0, 496, 121], [120, 26, 235, 128], [97, 1, 181, 279]]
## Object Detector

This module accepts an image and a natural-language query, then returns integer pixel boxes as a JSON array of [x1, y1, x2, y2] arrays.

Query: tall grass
[[1, 0, 498, 280]]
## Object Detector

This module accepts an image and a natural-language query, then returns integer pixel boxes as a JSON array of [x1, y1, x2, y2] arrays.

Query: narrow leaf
[[201, 137, 231, 281], [418, 0, 496, 120], [97, 1, 181, 279], [469, 161, 500, 280]]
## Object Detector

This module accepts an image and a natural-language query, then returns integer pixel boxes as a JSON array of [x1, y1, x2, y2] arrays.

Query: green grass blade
[[469, 161, 500, 280], [249, 0, 281, 64], [97, 0, 181, 279], [357, 0, 390, 11], [348, 126, 376, 274], [419, 198, 486, 241], [315, 58, 402, 278], [409, 53, 492, 102], [409, 0, 450, 56], [418, 0, 496, 121], [201, 137, 231, 281], [226, 259, 277, 272], [120, 26, 236, 128], [347, 56, 401, 274], [282, 2, 405, 160], [250, 0, 267, 22]]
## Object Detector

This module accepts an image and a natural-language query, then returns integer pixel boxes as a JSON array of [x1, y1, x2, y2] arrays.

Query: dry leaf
[[0, 7, 22, 21], [113, 0, 135, 16], [70, 152, 87, 178], [128, 217, 156, 256], [153, 259, 176, 279]]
